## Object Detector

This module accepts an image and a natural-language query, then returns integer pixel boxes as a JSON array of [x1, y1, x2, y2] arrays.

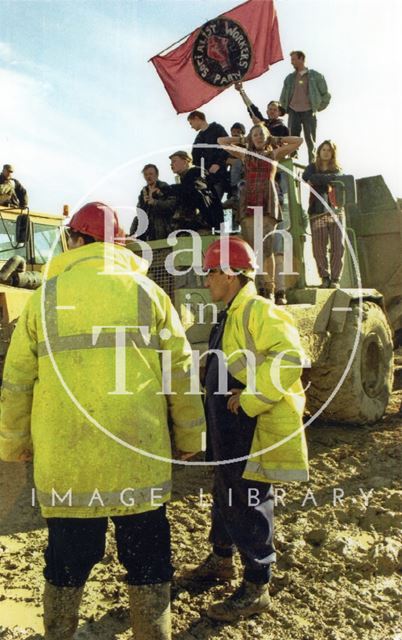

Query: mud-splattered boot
[[128, 582, 171, 640], [207, 579, 270, 621], [180, 552, 237, 583], [43, 581, 84, 639]]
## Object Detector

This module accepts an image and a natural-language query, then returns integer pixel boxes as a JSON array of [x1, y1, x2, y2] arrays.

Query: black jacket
[[302, 164, 341, 215], [169, 167, 224, 231], [247, 104, 289, 137], [130, 180, 175, 239], [192, 122, 229, 190]]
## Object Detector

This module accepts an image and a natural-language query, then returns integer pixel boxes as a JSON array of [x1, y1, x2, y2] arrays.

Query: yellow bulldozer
[[0, 207, 67, 376]]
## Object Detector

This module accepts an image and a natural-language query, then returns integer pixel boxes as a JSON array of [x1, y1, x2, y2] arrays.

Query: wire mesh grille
[[148, 248, 175, 300]]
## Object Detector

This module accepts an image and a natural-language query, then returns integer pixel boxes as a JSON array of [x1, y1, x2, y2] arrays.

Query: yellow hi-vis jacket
[[223, 281, 309, 483], [0, 242, 205, 518]]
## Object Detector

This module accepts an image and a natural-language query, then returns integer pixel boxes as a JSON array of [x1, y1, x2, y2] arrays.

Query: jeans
[[210, 466, 276, 584], [288, 108, 317, 162]]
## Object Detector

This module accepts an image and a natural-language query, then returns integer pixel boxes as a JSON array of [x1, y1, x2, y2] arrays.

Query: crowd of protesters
[[130, 50, 345, 300]]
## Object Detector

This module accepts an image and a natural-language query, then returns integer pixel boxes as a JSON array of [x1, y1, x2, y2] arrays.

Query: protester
[[0, 201, 205, 640], [130, 164, 175, 240], [169, 150, 224, 231], [187, 111, 229, 200], [223, 122, 246, 213], [181, 237, 308, 622], [280, 51, 331, 161], [0, 164, 28, 208], [218, 124, 302, 299], [234, 83, 289, 137], [302, 140, 345, 288], [234, 83, 291, 296]]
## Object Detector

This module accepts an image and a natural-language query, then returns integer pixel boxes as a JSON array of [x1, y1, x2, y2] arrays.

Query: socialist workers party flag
[[150, 0, 283, 113]]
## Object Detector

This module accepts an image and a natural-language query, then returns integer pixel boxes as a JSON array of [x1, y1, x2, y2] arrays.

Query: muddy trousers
[[209, 465, 276, 584], [44, 506, 174, 587]]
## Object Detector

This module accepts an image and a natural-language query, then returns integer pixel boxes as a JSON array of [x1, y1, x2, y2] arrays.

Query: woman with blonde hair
[[218, 123, 302, 299], [302, 140, 345, 288]]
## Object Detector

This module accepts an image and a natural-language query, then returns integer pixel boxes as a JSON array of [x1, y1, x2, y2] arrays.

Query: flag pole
[[148, 32, 193, 60]]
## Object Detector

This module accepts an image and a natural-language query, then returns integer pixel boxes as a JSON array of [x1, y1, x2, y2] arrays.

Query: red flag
[[150, 0, 283, 114]]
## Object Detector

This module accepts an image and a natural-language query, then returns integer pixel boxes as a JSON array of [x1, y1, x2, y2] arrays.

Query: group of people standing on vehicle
[[132, 50, 346, 295]]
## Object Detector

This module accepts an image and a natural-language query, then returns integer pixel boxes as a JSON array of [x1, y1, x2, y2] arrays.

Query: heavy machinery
[[128, 160, 400, 425], [0, 207, 67, 377], [0, 167, 399, 426]]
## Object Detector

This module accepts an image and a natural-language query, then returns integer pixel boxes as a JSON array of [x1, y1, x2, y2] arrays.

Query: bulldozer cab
[[0, 208, 67, 377], [0, 208, 67, 269]]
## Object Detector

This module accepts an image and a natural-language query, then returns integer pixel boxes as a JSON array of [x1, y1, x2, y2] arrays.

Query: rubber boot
[[181, 552, 237, 583], [207, 579, 270, 622], [43, 581, 84, 639], [128, 582, 171, 640]]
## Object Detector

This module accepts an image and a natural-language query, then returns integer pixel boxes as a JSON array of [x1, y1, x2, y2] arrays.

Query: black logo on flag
[[192, 18, 252, 87]]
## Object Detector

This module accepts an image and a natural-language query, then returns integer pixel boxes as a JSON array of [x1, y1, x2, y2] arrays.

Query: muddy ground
[[0, 359, 401, 639]]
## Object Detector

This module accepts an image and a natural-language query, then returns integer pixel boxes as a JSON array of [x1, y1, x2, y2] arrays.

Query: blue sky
[[0, 0, 401, 231]]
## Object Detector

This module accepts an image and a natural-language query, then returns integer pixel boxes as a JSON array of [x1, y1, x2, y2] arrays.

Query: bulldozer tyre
[[306, 302, 394, 425]]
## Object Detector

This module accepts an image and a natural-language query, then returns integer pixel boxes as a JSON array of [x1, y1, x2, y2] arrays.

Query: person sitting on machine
[[0, 164, 28, 208], [130, 164, 175, 240], [168, 150, 224, 233]]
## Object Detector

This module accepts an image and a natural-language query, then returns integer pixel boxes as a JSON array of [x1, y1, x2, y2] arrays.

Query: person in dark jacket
[[130, 164, 175, 240], [187, 111, 229, 200], [169, 151, 224, 232], [223, 123, 247, 213], [234, 84, 289, 137], [0, 164, 28, 208]]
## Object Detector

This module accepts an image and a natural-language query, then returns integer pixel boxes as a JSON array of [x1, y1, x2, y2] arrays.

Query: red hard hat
[[203, 237, 257, 273], [68, 202, 124, 244]]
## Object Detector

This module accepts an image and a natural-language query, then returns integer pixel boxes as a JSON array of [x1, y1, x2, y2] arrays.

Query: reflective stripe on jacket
[[0, 242, 205, 517], [222, 281, 309, 483]]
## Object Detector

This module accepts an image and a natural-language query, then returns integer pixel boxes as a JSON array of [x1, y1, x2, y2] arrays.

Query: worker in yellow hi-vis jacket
[[182, 237, 308, 623], [0, 202, 205, 640]]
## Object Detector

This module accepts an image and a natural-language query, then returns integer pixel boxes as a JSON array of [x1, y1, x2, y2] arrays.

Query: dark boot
[[43, 581, 84, 639], [207, 579, 270, 621], [258, 287, 275, 301], [320, 276, 331, 288], [128, 582, 171, 640], [274, 290, 287, 305], [180, 552, 237, 583]]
